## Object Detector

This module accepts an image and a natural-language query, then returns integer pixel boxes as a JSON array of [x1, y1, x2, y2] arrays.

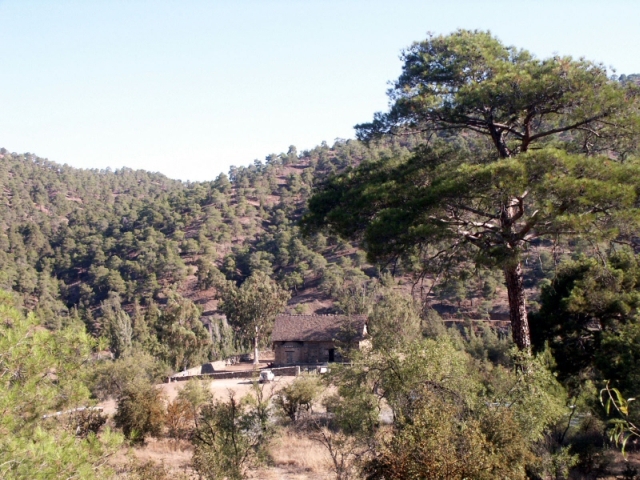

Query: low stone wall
[[169, 360, 234, 379], [272, 366, 297, 376], [167, 366, 298, 383]]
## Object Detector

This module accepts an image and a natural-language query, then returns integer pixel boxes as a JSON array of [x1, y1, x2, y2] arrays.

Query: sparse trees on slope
[[217, 271, 290, 365], [304, 30, 640, 351]]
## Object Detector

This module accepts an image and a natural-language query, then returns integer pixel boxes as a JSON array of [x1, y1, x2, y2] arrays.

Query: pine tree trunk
[[504, 261, 531, 351], [253, 336, 260, 365]]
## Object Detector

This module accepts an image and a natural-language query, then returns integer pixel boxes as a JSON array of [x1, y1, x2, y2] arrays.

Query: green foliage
[[367, 284, 422, 351], [90, 350, 169, 401], [192, 391, 270, 480], [463, 322, 513, 366], [304, 30, 640, 350], [114, 380, 166, 443], [217, 271, 290, 362], [0, 291, 92, 433], [0, 290, 123, 478], [196, 257, 224, 290], [435, 277, 468, 307], [599, 321, 640, 401], [531, 251, 640, 403], [364, 393, 533, 479], [324, 336, 567, 478], [102, 294, 133, 358], [178, 378, 214, 411], [334, 274, 378, 316], [1, 426, 123, 480], [323, 386, 379, 438], [154, 293, 212, 371], [274, 374, 322, 422], [600, 383, 640, 456], [167, 380, 213, 441], [357, 29, 640, 156]]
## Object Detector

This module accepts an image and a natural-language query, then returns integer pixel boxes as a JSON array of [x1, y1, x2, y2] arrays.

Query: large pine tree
[[304, 30, 640, 350]]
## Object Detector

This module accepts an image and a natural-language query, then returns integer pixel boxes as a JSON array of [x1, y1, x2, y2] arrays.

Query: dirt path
[[159, 375, 295, 403], [99, 375, 296, 415]]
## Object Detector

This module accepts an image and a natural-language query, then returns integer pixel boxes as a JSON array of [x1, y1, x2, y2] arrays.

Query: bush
[[90, 351, 169, 401], [167, 380, 213, 440], [368, 289, 421, 350], [364, 392, 534, 479], [65, 409, 108, 438], [274, 375, 322, 422], [321, 337, 569, 478], [177, 378, 213, 411], [192, 392, 269, 480], [114, 381, 166, 443], [166, 398, 195, 440]]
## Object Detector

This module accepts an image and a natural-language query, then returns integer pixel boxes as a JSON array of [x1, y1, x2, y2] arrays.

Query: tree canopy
[[304, 30, 640, 350], [531, 251, 640, 395], [217, 271, 290, 364], [0, 291, 122, 478]]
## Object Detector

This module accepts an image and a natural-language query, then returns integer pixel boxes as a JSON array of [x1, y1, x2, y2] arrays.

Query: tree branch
[[528, 113, 609, 142]]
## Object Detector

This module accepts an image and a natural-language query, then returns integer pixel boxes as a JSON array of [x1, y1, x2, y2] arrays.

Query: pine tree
[[304, 30, 640, 351]]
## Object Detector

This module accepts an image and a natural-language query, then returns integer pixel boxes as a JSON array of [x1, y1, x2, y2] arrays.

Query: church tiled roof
[[271, 314, 367, 342]]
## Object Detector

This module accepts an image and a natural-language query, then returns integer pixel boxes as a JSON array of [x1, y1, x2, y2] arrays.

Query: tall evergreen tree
[[155, 293, 212, 371], [304, 30, 640, 350]]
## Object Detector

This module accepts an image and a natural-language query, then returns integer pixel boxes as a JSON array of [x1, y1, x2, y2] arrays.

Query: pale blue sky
[[1, 1, 639, 181]]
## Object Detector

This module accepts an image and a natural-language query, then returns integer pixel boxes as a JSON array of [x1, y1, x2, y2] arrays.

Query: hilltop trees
[[0, 135, 389, 372], [304, 30, 640, 351], [217, 271, 290, 365]]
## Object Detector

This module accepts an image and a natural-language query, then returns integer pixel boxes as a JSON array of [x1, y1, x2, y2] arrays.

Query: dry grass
[[106, 378, 333, 479], [157, 375, 296, 404], [109, 437, 194, 478], [110, 430, 334, 480], [254, 428, 334, 479]]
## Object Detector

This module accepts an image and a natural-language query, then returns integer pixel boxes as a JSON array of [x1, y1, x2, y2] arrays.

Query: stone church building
[[271, 314, 368, 366]]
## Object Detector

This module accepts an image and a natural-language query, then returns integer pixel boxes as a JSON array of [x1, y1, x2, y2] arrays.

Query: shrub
[[66, 409, 108, 438], [166, 398, 195, 440], [192, 392, 268, 480], [274, 375, 322, 422], [114, 381, 166, 443], [167, 379, 214, 441], [177, 378, 213, 411], [363, 392, 533, 479], [90, 351, 169, 401]]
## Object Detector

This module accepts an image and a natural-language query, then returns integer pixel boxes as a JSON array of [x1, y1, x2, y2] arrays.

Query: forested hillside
[[0, 128, 602, 362], [1, 139, 441, 360], [4, 29, 640, 479]]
